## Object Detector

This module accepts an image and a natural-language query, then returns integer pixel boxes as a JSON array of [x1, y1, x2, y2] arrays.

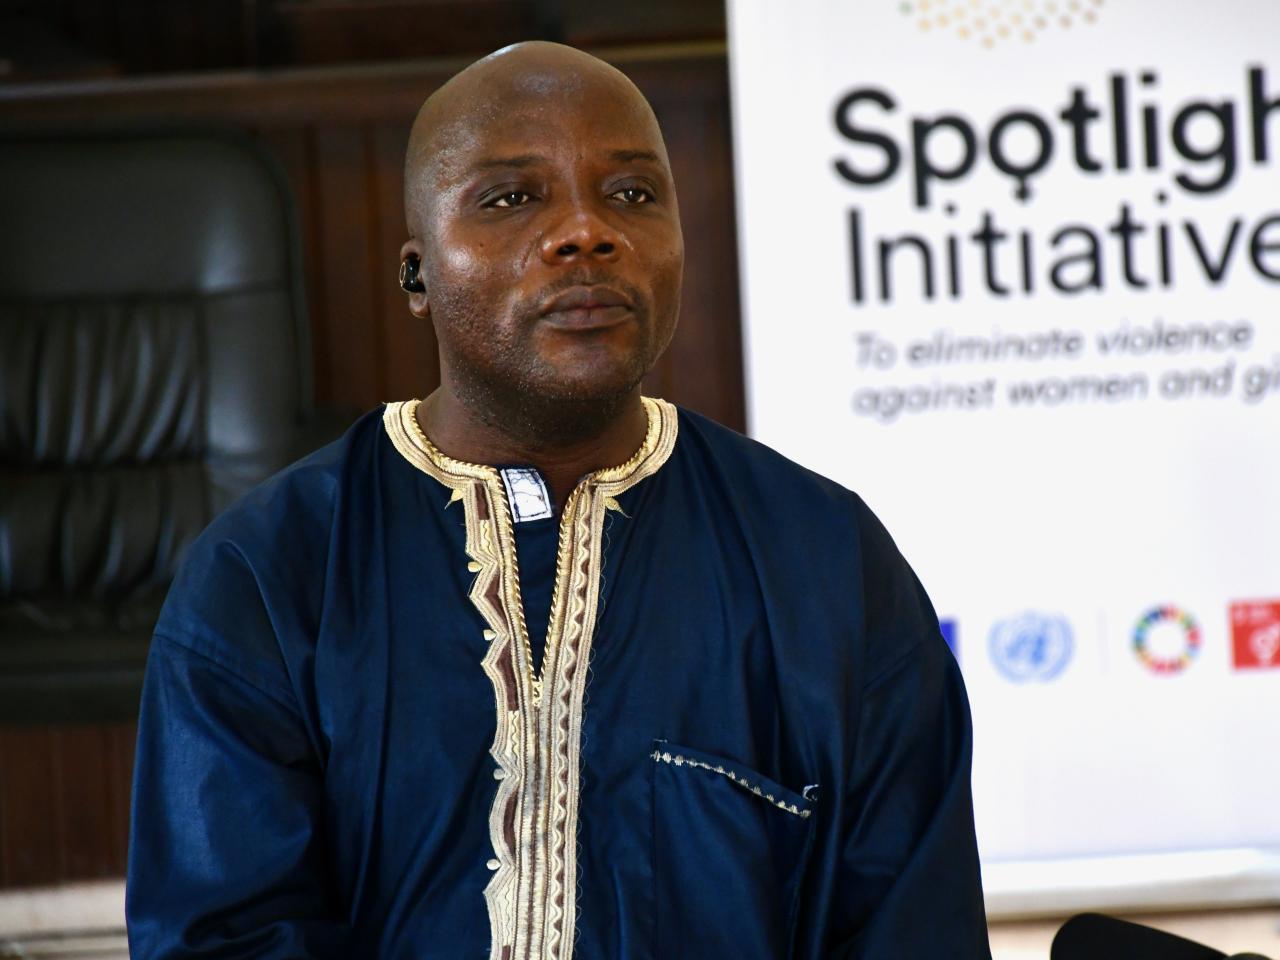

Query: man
[[127, 41, 991, 959]]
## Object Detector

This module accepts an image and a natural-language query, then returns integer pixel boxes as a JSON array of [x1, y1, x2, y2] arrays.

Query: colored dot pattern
[[1132, 605, 1202, 674], [899, 0, 1103, 46]]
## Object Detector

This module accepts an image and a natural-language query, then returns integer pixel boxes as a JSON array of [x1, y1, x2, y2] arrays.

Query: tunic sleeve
[[126, 537, 349, 958], [821, 504, 991, 959]]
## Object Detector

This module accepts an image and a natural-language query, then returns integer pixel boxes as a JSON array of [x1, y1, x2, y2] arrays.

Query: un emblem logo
[[988, 612, 1073, 682]]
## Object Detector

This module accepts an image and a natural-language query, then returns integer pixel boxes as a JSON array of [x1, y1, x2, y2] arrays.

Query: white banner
[[728, 0, 1280, 914]]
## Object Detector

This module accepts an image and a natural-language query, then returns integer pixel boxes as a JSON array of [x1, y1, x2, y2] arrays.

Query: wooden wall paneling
[[26, 0, 219, 76], [255, 125, 326, 409], [161, 1, 204, 73], [0, 59, 460, 129], [562, 0, 726, 47], [0, 730, 13, 885], [195, 2, 246, 70], [300, 123, 336, 411], [113, 0, 156, 74], [0, 743, 5, 886], [0, 727, 62, 886], [371, 120, 441, 403], [98, 0, 129, 61], [195, 2, 236, 70], [62, 0, 116, 62], [359, 122, 393, 406], [106, 723, 136, 871], [53, 726, 115, 878], [0, 724, 135, 888], [310, 124, 385, 414], [0, 735, 6, 885], [636, 62, 745, 431], [7, 0, 729, 78], [0, 47, 729, 141], [679, 95, 745, 431], [242, 0, 264, 67], [267, 0, 537, 66]]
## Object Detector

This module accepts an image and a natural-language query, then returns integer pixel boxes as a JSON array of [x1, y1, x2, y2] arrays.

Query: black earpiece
[[399, 254, 425, 293]]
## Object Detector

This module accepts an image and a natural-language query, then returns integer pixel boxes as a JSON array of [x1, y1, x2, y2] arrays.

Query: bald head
[[403, 41, 669, 236]]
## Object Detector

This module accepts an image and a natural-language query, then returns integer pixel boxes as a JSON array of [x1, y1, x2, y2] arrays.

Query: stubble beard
[[435, 284, 664, 450]]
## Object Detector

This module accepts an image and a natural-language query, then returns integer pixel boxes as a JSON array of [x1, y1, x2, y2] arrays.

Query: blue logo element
[[939, 619, 958, 659], [988, 613, 1073, 682]]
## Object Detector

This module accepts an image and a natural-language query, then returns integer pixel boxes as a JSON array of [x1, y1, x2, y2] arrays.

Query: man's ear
[[399, 239, 431, 320]]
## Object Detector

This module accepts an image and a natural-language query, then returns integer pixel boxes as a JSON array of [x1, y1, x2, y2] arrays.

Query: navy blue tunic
[[126, 398, 990, 959]]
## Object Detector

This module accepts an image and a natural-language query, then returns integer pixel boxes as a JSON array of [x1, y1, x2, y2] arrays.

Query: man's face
[[407, 72, 684, 417]]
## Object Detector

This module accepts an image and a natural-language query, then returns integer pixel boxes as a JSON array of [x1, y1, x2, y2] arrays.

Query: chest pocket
[[649, 741, 817, 960]]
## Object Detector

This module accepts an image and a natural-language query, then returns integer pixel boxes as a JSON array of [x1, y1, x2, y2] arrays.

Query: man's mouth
[[539, 285, 635, 330]]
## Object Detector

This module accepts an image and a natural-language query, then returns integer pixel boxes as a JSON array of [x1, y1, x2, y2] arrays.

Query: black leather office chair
[[0, 130, 320, 723]]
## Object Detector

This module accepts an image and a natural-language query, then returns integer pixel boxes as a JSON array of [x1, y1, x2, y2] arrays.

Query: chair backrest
[[0, 130, 312, 720]]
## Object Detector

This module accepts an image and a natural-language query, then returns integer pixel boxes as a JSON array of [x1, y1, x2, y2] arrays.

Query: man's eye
[[611, 186, 654, 204], [487, 191, 532, 208]]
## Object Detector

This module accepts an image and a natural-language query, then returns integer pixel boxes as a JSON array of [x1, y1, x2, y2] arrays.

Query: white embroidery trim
[[650, 750, 813, 819]]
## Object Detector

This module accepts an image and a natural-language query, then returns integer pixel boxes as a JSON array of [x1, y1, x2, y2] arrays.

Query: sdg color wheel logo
[[988, 612, 1073, 682], [1133, 605, 1201, 674]]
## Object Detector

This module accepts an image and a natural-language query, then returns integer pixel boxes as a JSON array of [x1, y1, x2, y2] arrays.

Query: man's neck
[[415, 386, 650, 513]]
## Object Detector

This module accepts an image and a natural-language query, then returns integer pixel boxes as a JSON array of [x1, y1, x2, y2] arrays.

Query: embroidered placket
[[383, 397, 677, 960]]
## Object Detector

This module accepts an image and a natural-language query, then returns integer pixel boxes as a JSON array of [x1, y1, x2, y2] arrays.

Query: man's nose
[[539, 202, 621, 264]]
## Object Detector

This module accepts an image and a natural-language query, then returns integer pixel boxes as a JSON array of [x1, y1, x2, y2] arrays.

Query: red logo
[[1230, 600, 1280, 670]]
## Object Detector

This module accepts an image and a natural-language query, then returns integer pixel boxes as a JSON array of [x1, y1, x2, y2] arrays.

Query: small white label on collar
[[500, 467, 554, 522]]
